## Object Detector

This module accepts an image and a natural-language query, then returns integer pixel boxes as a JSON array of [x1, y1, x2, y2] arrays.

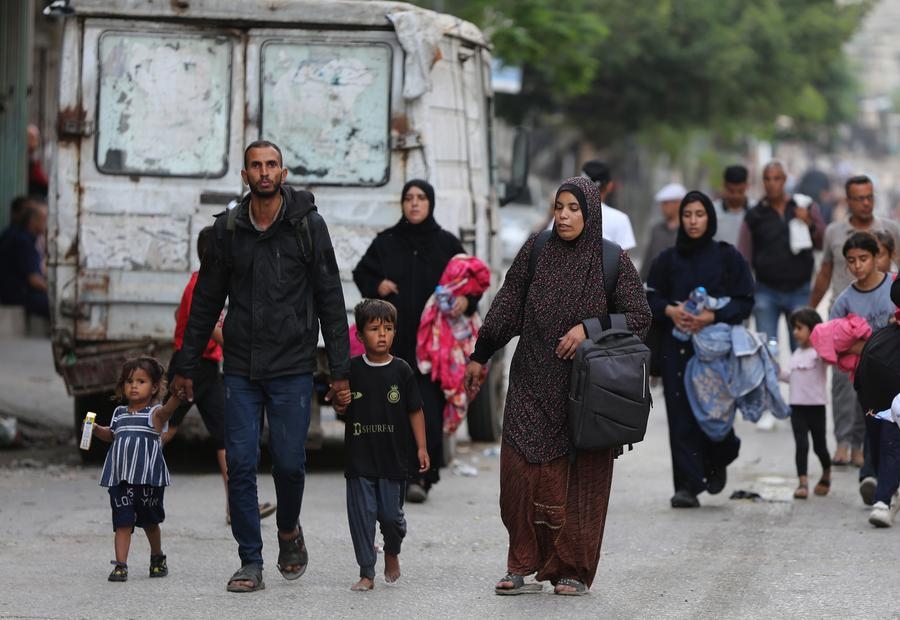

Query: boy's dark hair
[[723, 165, 748, 184], [354, 299, 397, 331], [842, 231, 879, 258], [845, 174, 872, 194], [113, 356, 167, 403], [197, 226, 215, 262], [581, 160, 611, 191], [790, 307, 823, 331], [243, 140, 283, 169], [872, 230, 896, 258]]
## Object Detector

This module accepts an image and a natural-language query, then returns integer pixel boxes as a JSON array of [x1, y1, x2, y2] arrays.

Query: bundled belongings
[[416, 254, 490, 433], [685, 323, 790, 441]]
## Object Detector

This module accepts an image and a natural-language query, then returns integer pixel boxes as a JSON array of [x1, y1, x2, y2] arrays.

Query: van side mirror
[[500, 127, 530, 206]]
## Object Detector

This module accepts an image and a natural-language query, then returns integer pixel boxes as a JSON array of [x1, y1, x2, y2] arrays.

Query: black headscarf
[[675, 190, 718, 255], [396, 179, 439, 234]]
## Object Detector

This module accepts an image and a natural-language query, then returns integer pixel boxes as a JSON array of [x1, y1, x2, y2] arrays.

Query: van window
[[96, 32, 232, 177], [261, 42, 391, 186]]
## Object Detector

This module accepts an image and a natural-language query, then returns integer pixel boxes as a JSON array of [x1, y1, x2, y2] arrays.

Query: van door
[[75, 21, 245, 343]]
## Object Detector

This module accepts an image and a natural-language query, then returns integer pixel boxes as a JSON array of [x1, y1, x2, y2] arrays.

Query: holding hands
[[326, 378, 352, 414]]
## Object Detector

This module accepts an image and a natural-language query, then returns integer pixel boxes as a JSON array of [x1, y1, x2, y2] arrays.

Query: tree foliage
[[421, 0, 871, 145]]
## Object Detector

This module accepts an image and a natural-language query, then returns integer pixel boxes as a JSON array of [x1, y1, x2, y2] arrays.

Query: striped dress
[[99, 405, 170, 487]]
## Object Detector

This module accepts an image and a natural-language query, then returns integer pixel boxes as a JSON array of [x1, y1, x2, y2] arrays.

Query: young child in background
[[830, 232, 898, 504], [332, 299, 430, 591], [92, 357, 182, 582], [873, 230, 896, 276], [779, 308, 830, 499], [163, 226, 275, 525]]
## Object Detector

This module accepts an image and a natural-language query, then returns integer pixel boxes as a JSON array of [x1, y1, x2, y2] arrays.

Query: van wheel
[[74, 392, 116, 463], [466, 364, 504, 442]]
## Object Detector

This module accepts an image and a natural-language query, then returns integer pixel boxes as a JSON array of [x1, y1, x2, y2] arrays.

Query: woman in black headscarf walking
[[353, 179, 474, 502], [464, 176, 650, 596], [646, 190, 755, 509]]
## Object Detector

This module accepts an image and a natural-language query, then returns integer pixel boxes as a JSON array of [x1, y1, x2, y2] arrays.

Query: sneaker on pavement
[[406, 482, 428, 504], [859, 477, 878, 506], [706, 465, 727, 495], [869, 501, 893, 528], [756, 411, 776, 431], [670, 490, 700, 508]]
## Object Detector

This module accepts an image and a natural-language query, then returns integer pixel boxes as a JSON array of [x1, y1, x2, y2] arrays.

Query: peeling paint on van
[[96, 32, 232, 177], [80, 215, 189, 271]]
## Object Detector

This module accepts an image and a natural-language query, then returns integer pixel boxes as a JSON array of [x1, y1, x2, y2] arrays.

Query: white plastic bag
[[789, 193, 813, 254]]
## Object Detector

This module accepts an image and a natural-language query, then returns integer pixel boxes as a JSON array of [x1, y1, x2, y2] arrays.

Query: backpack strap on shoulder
[[601, 239, 621, 313], [526, 229, 552, 291]]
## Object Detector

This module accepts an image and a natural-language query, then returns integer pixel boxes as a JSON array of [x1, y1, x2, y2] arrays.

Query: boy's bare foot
[[384, 554, 401, 583], [351, 577, 375, 591]]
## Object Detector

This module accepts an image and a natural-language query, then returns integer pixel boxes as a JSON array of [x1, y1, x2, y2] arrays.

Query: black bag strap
[[526, 231, 620, 303]]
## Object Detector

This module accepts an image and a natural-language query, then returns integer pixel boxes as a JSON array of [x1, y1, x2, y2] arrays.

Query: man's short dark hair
[[9, 196, 32, 225], [845, 174, 872, 195], [243, 140, 283, 169], [724, 165, 748, 184], [581, 160, 611, 190], [354, 299, 398, 331]]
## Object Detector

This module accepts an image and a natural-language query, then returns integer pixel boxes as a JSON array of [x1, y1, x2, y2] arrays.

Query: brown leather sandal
[[814, 478, 831, 496], [793, 484, 809, 499]]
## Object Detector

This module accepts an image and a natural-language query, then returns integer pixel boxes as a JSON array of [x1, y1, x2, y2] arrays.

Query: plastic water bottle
[[435, 285, 471, 340], [672, 286, 708, 341], [766, 337, 779, 360]]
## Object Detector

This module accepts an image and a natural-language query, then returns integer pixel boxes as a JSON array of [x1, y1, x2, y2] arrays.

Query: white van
[[46, 0, 527, 453]]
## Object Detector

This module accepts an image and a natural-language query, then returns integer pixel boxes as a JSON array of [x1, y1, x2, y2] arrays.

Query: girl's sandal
[[813, 478, 831, 496], [793, 485, 809, 499], [149, 554, 168, 578], [108, 561, 128, 582]]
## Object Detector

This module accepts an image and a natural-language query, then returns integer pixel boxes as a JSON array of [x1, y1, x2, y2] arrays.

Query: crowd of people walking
[[82, 139, 900, 598]]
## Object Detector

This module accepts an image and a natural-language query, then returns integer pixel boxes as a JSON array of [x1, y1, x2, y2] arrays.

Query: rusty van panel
[[79, 214, 189, 271]]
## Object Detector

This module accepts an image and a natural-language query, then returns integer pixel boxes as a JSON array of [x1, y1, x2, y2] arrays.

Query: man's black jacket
[[178, 186, 350, 381]]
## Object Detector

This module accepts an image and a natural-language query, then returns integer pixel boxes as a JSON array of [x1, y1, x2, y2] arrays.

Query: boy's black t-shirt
[[344, 355, 423, 480]]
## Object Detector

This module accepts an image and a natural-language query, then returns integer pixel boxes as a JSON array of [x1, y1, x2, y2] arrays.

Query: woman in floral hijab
[[465, 176, 650, 596]]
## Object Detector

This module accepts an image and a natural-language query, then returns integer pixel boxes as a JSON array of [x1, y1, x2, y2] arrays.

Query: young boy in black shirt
[[332, 299, 429, 591]]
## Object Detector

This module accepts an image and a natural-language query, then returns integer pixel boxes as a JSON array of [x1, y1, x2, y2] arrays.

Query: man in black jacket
[[737, 161, 825, 351], [171, 140, 350, 593]]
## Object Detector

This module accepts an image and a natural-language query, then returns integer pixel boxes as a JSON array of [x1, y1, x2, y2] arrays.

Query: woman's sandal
[[276, 525, 309, 581], [793, 485, 809, 499], [494, 573, 542, 595], [108, 561, 128, 582], [226, 563, 265, 593], [149, 554, 168, 578], [814, 478, 831, 496], [554, 577, 589, 596]]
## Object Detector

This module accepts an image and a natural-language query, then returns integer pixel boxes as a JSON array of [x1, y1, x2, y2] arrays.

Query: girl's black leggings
[[791, 404, 831, 477]]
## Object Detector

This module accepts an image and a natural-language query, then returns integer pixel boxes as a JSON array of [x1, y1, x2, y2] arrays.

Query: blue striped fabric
[[99, 405, 170, 487]]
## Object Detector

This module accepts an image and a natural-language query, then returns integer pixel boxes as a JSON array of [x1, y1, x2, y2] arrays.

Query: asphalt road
[[2, 387, 898, 620]]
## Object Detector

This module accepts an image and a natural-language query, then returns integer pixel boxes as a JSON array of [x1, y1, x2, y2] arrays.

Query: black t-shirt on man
[[344, 356, 423, 480]]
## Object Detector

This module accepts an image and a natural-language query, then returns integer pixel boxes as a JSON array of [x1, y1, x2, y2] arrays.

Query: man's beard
[[250, 178, 282, 198]]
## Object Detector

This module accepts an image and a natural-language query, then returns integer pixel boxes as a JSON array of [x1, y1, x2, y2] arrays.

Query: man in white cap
[[640, 182, 686, 281], [581, 160, 637, 251]]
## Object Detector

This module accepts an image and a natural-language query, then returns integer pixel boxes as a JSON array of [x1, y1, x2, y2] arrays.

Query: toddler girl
[[780, 308, 830, 499], [92, 356, 181, 582]]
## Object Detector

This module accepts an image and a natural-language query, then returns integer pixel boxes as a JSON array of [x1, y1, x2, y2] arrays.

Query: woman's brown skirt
[[499, 443, 615, 588]]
